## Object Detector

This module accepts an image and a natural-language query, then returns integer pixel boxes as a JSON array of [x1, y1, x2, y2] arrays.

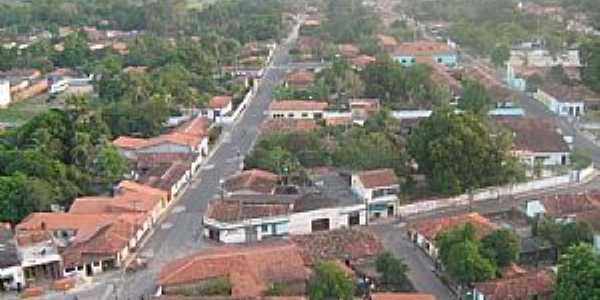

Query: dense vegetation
[[436, 224, 521, 285], [0, 97, 126, 223], [408, 106, 525, 195], [554, 243, 600, 300]]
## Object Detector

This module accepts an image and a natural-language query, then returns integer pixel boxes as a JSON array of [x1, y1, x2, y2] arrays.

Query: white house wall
[[138, 143, 191, 154], [271, 110, 324, 119], [288, 206, 366, 235]]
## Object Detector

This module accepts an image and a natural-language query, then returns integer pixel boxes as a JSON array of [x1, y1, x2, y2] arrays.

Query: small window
[[301, 113, 309, 117], [93, 261, 100, 267], [261, 224, 269, 233], [437, 57, 443, 63], [411, 58, 416, 63], [288, 113, 295, 118], [401, 59, 407, 63], [65, 267, 75, 273]]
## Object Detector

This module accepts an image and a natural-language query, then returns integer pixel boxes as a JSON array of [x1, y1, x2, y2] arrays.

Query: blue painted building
[[392, 41, 458, 67]]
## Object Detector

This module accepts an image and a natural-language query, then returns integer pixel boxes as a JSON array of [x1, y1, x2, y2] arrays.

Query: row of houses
[[0, 116, 212, 292], [156, 228, 435, 299], [203, 168, 400, 244], [407, 190, 600, 299]]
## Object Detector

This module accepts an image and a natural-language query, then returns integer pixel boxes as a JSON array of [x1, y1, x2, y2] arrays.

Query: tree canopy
[[555, 243, 600, 300], [308, 261, 355, 300], [407, 106, 525, 195]]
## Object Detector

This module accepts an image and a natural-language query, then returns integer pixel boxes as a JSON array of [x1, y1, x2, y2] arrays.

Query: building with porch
[[269, 100, 328, 120], [351, 169, 399, 218]]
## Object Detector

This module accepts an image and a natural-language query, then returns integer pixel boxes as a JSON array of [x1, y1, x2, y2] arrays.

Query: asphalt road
[[35, 20, 304, 300]]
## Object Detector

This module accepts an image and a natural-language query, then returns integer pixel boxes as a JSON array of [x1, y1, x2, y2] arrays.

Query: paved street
[[30, 19, 304, 300], [371, 224, 455, 300]]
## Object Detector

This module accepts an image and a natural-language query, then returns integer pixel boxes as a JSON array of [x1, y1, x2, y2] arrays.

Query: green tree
[[0, 173, 55, 224], [308, 261, 355, 300], [375, 252, 409, 290], [491, 44, 510, 67], [436, 224, 497, 285], [481, 229, 521, 267], [539, 219, 594, 252], [570, 148, 593, 170], [554, 243, 600, 300], [580, 38, 600, 92], [408, 106, 524, 195], [95, 144, 127, 188], [459, 80, 493, 115], [56, 32, 91, 68]]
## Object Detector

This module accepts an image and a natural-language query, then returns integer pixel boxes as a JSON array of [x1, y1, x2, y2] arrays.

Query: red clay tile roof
[[540, 83, 599, 103], [205, 200, 290, 222], [377, 34, 398, 48], [371, 293, 436, 300], [350, 55, 376, 68], [338, 44, 361, 58], [136, 152, 197, 169], [224, 169, 280, 194], [411, 212, 498, 241], [496, 118, 570, 153], [290, 228, 384, 265], [158, 242, 309, 297], [17, 213, 114, 242], [112, 136, 148, 150], [112, 117, 208, 150], [286, 70, 315, 85], [356, 169, 399, 189], [209, 96, 233, 109], [260, 119, 318, 134], [140, 161, 190, 191], [269, 100, 328, 111], [474, 270, 554, 300], [325, 115, 353, 127], [575, 208, 600, 231], [538, 193, 599, 218], [393, 42, 455, 57]]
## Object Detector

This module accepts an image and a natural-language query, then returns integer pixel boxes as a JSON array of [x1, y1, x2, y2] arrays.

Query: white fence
[[219, 84, 257, 125], [397, 164, 596, 216]]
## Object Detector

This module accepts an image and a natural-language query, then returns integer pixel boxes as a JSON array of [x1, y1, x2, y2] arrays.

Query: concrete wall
[[288, 205, 366, 235], [0, 80, 10, 108], [220, 86, 256, 124], [138, 143, 191, 154], [0, 266, 25, 290], [398, 165, 595, 217], [271, 109, 324, 119]]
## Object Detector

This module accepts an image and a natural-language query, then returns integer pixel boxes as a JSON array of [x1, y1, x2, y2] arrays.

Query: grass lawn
[[186, 0, 217, 10], [0, 95, 55, 126]]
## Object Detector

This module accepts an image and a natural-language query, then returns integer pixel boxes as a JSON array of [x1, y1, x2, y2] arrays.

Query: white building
[[205, 95, 233, 123], [269, 100, 328, 120], [0, 80, 10, 108], [0, 225, 24, 291], [497, 118, 571, 168], [534, 87, 587, 117], [203, 193, 366, 244], [509, 48, 581, 68], [351, 169, 400, 218]]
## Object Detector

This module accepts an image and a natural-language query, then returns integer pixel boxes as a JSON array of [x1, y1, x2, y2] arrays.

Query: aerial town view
[[1, 0, 600, 299]]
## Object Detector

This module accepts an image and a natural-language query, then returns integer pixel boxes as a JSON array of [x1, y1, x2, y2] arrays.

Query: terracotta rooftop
[[260, 119, 318, 134], [338, 44, 360, 58], [139, 161, 191, 192], [290, 228, 384, 265], [158, 242, 309, 297], [371, 293, 436, 300], [269, 100, 328, 111], [113, 117, 208, 150], [351, 55, 376, 68], [393, 41, 455, 57], [286, 70, 315, 85], [205, 199, 290, 223], [325, 115, 353, 127], [411, 212, 498, 241], [540, 83, 599, 103], [209, 96, 233, 109], [474, 270, 554, 300], [538, 193, 600, 218], [356, 169, 399, 189], [136, 152, 197, 169], [377, 34, 398, 48], [224, 169, 280, 195], [496, 118, 570, 153]]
